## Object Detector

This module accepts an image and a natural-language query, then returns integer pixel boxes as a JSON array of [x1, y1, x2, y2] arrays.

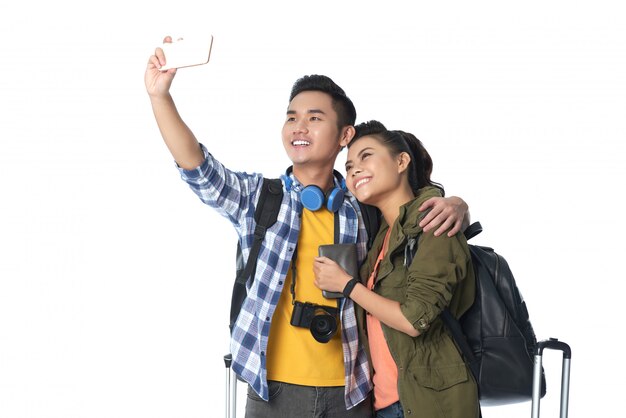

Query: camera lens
[[310, 313, 337, 343]]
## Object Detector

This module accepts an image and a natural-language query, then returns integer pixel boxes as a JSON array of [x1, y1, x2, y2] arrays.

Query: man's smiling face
[[282, 90, 344, 168]]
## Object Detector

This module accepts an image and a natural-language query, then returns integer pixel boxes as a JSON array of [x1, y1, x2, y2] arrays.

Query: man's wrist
[[342, 277, 359, 298]]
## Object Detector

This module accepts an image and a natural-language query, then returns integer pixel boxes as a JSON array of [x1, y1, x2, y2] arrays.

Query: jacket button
[[407, 409, 412, 414], [417, 318, 428, 329]]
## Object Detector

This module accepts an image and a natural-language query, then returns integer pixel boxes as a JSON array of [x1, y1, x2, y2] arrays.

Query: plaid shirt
[[178, 145, 372, 409]]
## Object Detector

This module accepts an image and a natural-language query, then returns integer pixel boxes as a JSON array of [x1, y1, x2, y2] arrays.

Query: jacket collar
[[374, 186, 443, 281]]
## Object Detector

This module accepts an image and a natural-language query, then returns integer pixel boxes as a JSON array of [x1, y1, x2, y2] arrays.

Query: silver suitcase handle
[[531, 338, 572, 418]]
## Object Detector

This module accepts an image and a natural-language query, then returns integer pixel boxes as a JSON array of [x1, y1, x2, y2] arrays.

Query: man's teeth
[[293, 140, 311, 146]]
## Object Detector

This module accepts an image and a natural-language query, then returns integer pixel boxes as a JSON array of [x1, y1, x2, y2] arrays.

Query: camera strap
[[289, 212, 341, 308]]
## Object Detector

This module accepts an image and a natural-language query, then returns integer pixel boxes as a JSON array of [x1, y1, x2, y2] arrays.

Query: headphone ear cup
[[301, 185, 325, 211], [326, 188, 345, 212]]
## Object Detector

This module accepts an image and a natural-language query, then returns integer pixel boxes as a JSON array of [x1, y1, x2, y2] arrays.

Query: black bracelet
[[342, 277, 359, 298]]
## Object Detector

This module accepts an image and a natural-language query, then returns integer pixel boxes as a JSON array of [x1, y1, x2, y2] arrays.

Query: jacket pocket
[[411, 363, 469, 391]]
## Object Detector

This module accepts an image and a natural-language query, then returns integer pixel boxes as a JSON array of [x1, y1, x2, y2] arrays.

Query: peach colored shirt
[[366, 230, 400, 410]]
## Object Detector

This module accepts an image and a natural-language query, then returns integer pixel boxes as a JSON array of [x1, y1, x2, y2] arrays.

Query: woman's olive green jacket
[[357, 187, 480, 417]]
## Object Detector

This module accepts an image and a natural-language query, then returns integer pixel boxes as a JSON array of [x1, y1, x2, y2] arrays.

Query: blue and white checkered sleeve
[[178, 144, 262, 225]]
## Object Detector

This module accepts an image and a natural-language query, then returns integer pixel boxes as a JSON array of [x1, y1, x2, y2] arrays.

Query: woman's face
[[345, 135, 405, 206]]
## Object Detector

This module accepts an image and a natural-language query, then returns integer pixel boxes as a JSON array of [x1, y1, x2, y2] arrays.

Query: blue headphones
[[281, 168, 347, 212]]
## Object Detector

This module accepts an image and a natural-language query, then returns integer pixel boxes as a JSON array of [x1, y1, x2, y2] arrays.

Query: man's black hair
[[289, 75, 357, 128]]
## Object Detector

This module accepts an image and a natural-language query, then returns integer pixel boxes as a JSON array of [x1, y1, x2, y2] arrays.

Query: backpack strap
[[242, 178, 283, 284], [403, 221, 483, 382], [442, 221, 483, 381], [358, 202, 380, 249], [441, 309, 480, 381], [229, 178, 283, 331], [464, 221, 483, 240]]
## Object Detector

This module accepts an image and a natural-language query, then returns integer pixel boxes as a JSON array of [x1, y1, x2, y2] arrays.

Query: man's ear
[[339, 125, 355, 147]]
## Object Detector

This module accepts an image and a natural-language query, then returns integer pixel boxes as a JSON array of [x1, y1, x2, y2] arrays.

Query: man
[[145, 38, 469, 417]]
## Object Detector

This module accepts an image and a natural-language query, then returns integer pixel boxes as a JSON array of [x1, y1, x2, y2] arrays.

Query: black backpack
[[229, 177, 380, 332], [405, 221, 546, 406]]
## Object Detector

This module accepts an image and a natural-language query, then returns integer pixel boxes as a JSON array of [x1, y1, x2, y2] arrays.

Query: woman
[[313, 121, 480, 418]]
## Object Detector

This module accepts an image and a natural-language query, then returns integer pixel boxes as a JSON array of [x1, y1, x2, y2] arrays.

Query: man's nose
[[293, 119, 308, 134]]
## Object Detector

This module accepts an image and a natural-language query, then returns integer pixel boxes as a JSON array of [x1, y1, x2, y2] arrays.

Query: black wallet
[[318, 243, 359, 299]]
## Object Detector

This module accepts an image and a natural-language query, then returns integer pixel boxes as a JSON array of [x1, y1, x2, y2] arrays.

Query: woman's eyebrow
[[345, 147, 374, 168]]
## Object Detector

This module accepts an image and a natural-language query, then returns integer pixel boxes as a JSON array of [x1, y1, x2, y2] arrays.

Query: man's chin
[[285, 149, 309, 164]]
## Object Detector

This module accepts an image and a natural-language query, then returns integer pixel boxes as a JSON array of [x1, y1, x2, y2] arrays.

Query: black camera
[[290, 301, 339, 343]]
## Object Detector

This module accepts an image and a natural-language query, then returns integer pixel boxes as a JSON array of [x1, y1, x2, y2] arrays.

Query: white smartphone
[[159, 35, 214, 71]]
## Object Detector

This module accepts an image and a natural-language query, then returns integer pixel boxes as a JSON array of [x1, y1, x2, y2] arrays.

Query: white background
[[1, 1, 624, 417]]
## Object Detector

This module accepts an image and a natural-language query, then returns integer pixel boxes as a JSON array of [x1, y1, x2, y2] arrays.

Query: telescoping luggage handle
[[224, 354, 237, 418], [531, 338, 572, 418]]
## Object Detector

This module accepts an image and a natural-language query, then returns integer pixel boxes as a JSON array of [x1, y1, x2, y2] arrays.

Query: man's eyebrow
[[286, 109, 327, 115]]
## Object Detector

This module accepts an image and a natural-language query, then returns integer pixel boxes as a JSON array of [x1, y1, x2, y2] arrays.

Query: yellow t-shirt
[[265, 207, 345, 386]]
